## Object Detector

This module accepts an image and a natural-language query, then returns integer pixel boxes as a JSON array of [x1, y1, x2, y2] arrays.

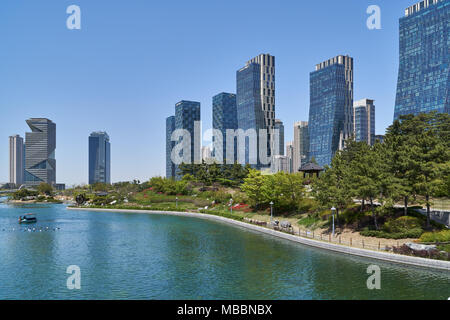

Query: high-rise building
[[9, 135, 24, 187], [353, 99, 376, 146], [271, 155, 290, 174], [293, 121, 309, 173], [236, 63, 265, 168], [166, 116, 176, 179], [286, 141, 294, 173], [236, 54, 276, 168], [246, 54, 276, 134], [308, 55, 354, 166], [394, 0, 449, 119], [24, 118, 56, 187], [89, 131, 111, 185], [274, 119, 284, 156], [175, 100, 201, 177], [212, 92, 237, 163], [202, 146, 212, 161]]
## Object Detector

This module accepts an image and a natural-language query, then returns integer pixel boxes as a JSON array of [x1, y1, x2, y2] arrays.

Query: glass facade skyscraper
[[236, 63, 265, 168], [89, 131, 111, 185], [394, 0, 449, 119], [212, 92, 237, 164], [353, 99, 375, 146], [166, 116, 176, 179], [24, 118, 56, 187], [175, 101, 201, 177], [308, 55, 354, 167]]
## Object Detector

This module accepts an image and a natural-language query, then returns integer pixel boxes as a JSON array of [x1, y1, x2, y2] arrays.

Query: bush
[[360, 228, 423, 239], [419, 230, 450, 243], [382, 216, 423, 233]]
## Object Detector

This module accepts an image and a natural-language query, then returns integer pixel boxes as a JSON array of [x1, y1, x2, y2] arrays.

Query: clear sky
[[0, 0, 417, 186]]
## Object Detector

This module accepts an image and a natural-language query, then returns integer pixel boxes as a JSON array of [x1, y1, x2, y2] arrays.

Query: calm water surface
[[0, 200, 448, 300]]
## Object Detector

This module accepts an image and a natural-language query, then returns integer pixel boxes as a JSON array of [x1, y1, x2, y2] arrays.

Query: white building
[[9, 135, 24, 187]]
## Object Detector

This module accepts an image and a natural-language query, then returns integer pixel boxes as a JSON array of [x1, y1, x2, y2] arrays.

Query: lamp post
[[331, 207, 336, 237], [270, 201, 274, 224], [176, 197, 178, 208]]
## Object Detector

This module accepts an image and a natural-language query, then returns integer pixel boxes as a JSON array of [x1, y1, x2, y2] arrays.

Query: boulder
[[405, 242, 436, 252]]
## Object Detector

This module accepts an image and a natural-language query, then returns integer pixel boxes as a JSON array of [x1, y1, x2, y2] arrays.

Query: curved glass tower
[[394, 0, 450, 119]]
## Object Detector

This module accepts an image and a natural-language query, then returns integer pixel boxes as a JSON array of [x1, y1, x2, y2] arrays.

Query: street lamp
[[270, 201, 274, 224], [331, 207, 336, 237]]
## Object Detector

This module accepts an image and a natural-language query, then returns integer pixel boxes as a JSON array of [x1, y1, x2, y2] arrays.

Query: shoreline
[[67, 207, 450, 272]]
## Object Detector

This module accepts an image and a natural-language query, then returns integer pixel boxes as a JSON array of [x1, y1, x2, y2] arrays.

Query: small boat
[[19, 214, 37, 224]]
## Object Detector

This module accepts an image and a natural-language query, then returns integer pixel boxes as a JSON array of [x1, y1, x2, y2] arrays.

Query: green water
[[0, 201, 448, 300]]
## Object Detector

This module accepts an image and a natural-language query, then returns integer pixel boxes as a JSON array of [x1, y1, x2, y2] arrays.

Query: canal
[[0, 201, 448, 299]]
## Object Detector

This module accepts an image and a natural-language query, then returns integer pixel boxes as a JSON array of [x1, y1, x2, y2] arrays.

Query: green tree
[[312, 151, 352, 227], [37, 183, 53, 196], [404, 113, 449, 228]]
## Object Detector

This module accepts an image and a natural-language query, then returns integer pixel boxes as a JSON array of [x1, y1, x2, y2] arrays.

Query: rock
[[280, 221, 292, 228], [405, 242, 436, 252]]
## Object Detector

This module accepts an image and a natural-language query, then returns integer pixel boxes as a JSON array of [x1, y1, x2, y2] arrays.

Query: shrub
[[360, 228, 423, 239], [382, 216, 423, 233], [419, 230, 450, 243]]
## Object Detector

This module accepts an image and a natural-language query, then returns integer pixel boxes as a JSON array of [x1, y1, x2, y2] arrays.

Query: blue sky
[[0, 0, 416, 185]]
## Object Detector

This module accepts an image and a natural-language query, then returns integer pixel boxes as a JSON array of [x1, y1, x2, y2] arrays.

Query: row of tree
[[313, 112, 450, 229], [178, 162, 251, 186]]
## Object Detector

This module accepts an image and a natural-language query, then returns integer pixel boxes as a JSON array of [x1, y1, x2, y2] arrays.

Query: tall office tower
[[9, 135, 24, 186], [24, 118, 56, 187], [237, 54, 276, 168], [354, 99, 376, 146], [308, 55, 354, 166], [236, 62, 265, 168], [175, 100, 201, 176], [89, 132, 111, 185], [270, 156, 290, 173], [212, 92, 237, 163], [286, 141, 294, 173], [293, 121, 309, 173], [274, 119, 284, 156], [394, 0, 449, 119], [202, 146, 212, 161], [166, 116, 176, 179]]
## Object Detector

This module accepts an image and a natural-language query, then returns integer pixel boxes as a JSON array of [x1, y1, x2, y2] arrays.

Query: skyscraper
[[354, 99, 376, 146], [24, 118, 56, 187], [175, 100, 201, 176], [166, 116, 176, 179], [274, 119, 284, 156], [212, 92, 237, 163], [308, 55, 354, 166], [236, 54, 276, 168], [236, 63, 265, 168], [89, 131, 111, 185], [246, 54, 276, 142], [9, 135, 24, 187], [394, 0, 449, 119], [286, 141, 294, 173], [293, 121, 309, 173]]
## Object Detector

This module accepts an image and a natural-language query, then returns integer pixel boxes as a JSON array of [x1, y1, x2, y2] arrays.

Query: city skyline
[[0, 0, 442, 185]]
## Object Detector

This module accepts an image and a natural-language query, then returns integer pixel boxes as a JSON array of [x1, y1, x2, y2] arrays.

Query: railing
[[243, 218, 399, 252]]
